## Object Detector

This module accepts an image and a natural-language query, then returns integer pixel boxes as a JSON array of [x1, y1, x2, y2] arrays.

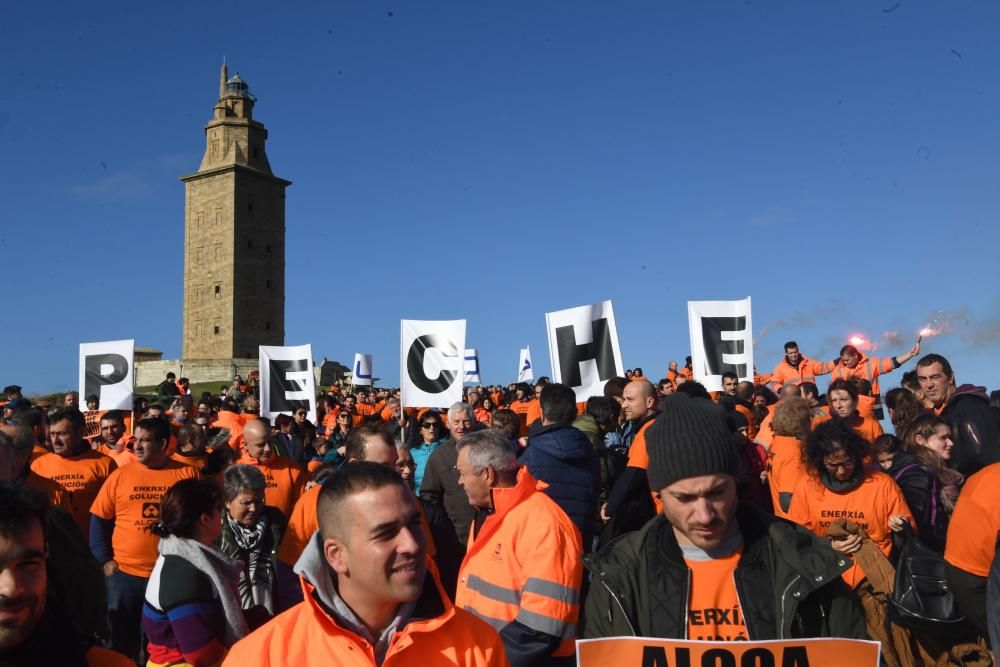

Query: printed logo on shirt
[[491, 543, 503, 562], [818, 509, 869, 532], [687, 604, 747, 641], [142, 502, 160, 519]]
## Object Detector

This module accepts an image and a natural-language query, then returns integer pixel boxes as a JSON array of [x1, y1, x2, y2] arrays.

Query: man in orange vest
[[768, 341, 834, 391], [223, 462, 508, 666], [455, 430, 583, 666]]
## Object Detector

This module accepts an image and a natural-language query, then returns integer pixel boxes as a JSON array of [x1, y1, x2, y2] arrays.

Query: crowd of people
[[2, 340, 1000, 666]]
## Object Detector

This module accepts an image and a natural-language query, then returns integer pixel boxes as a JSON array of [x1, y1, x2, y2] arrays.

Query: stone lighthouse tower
[[180, 63, 291, 361]]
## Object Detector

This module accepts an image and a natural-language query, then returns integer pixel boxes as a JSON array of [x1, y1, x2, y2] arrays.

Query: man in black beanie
[[582, 394, 865, 641]]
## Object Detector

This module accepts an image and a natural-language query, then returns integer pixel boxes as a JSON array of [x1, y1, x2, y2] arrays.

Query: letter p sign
[[79, 340, 135, 411]]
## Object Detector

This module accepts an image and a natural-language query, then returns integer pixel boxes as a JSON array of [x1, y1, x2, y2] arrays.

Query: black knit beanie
[[646, 394, 738, 491]]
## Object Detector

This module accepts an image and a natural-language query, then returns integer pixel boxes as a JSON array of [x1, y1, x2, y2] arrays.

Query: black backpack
[[888, 523, 966, 636]]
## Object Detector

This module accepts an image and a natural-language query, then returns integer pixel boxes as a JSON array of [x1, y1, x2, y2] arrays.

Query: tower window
[[214, 285, 221, 297], [214, 326, 220, 335]]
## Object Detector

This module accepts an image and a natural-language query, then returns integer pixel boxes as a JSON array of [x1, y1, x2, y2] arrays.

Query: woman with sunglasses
[[411, 413, 447, 494]]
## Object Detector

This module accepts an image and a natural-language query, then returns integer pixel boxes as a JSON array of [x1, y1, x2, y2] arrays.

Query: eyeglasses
[[823, 458, 856, 472], [421, 422, 440, 428]]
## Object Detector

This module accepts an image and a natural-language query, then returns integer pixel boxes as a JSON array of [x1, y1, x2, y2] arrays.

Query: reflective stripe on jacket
[[455, 468, 583, 659], [224, 560, 508, 667]]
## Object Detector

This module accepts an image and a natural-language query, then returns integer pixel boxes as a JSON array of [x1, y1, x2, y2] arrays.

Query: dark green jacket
[[582, 504, 867, 640]]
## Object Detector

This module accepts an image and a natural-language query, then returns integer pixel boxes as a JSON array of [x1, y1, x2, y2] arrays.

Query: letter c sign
[[406, 334, 458, 394]]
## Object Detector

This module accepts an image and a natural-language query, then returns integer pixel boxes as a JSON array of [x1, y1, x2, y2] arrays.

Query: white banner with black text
[[687, 297, 754, 392], [400, 320, 466, 409], [545, 300, 624, 402], [79, 339, 134, 410], [352, 353, 373, 386], [260, 344, 317, 424]]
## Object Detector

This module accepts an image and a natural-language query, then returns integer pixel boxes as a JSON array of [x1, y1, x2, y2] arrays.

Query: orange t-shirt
[[214, 411, 247, 448], [684, 545, 747, 641], [96, 443, 138, 468], [22, 471, 72, 513], [767, 435, 808, 518], [237, 453, 305, 520], [171, 452, 209, 471], [944, 462, 1000, 577], [787, 471, 914, 589], [624, 418, 663, 514], [508, 399, 541, 437], [811, 412, 883, 444], [31, 449, 117, 536], [89, 460, 199, 577], [30, 443, 50, 463], [278, 484, 321, 566]]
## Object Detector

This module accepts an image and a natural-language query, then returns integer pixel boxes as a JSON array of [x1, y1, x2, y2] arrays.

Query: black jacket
[[519, 423, 601, 551], [944, 384, 1000, 477], [885, 450, 948, 552], [582, 504, 867, 641]]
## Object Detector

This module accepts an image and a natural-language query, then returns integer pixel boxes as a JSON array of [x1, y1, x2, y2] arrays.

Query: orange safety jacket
[[455, 468, 583, 659], [829, 355, 897, 397], [768, 356, 835, 390], [224, 546, 508, 667]]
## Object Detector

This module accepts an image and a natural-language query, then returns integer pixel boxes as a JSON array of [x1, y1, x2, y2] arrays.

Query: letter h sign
[[545, 300, 625, 402], [556, 318, 616, 387]]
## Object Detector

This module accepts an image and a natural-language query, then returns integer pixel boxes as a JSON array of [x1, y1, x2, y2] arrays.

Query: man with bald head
[[601, 380, 660, 534], [239, 418, 305, 521]]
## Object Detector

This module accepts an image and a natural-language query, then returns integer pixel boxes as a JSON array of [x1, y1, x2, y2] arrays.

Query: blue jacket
[[519, 423, 601, 552]]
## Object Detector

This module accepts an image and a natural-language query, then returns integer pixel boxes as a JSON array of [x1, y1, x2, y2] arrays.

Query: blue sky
[[2, 1, 999, 393]]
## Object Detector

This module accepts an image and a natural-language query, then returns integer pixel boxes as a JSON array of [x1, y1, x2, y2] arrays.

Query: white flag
[[517, 347, 534, 382], [260, 344, 317, 424], [352, 353, 373, 386], [545, 300, 624, 402], [79, 339, 134, 410], [400, 320, 466, 409], [687, 297, 754, 392], [464, 349, 481, 384]]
